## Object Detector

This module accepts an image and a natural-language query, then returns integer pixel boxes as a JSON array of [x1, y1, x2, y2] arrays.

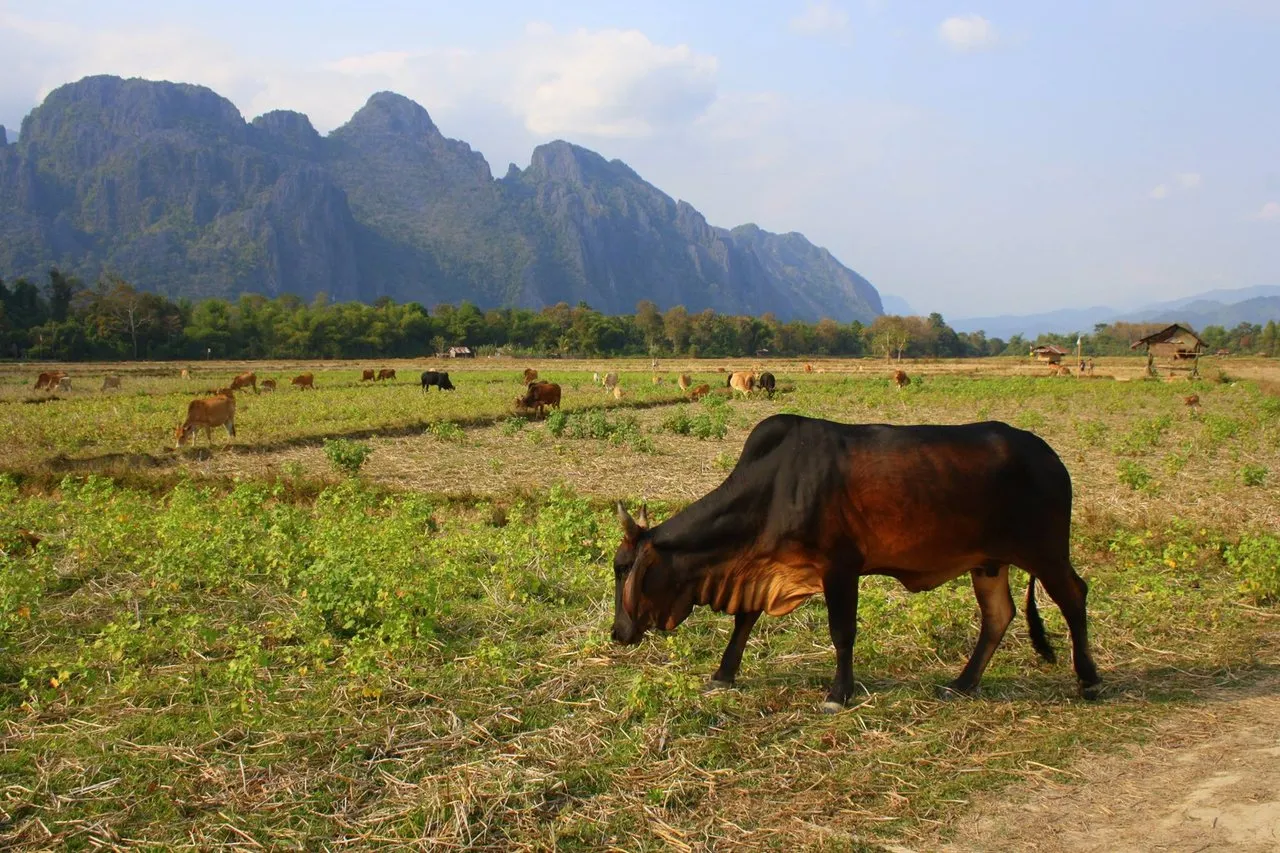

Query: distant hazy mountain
[[0, 75, 883, 322], [879, 293, 914, 315], [953, 286, 1280, 338]]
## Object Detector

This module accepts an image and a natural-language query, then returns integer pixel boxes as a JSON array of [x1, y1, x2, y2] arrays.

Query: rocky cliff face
[[0, 75, 883, 321]]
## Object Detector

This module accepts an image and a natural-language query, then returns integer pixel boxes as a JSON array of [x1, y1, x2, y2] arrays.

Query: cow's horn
[[616, 502, 641, 540]]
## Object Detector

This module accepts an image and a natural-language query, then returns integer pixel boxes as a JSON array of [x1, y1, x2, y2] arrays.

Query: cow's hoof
[[1080, 681, 1103, 701], [935, 683, 977, 701], [704, 679, 734, 692], [820, 701, 844, 715]]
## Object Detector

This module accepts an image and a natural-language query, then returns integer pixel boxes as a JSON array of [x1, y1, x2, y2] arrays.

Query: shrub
[[1224, 534, 1280, 603], [429, 421, 465, 443], [1117, 460, 1154, 491], [1240, 464, 1268, 487], [323, 438, 373, 476], [544, 409, 568, 436]]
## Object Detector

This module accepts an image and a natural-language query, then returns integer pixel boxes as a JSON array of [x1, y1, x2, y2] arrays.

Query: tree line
[[1, 269, 1276, 361]]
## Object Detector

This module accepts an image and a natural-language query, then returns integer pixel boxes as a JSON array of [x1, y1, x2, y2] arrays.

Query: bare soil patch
[[922, 680, 1280, 852]]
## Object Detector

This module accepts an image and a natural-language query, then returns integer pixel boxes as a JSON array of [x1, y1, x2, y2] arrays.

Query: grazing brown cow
[[522, 368, 539, 385], [893, 370, 910, 389], [689, 383, 711, 401], [175, 390, 236, 447], [291, 373, 315, 390], [805, 363, 814, 374], [610, 415, 1102, 712], [728, 371, 755, 397], [229, 371, 258, 394], [33, 371, 66, 390], [717, 367, 726, 373], [101, 375, 122, 391], [261, 378, 277, 393], [1184, 394, 1201, 408], [516, 381, 562, 418], [377, 368, 396, 381], [678, 374, 692, 392], [361, 369, 376, 382], [603, 372, 619, 390]]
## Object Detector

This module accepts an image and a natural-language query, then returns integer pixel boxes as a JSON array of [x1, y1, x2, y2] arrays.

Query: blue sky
[[1, 1, 1277, 317]]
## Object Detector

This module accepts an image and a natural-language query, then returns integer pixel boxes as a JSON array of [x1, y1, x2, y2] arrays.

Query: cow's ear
[[636, 503, 650, 529], [616, 502, 642, 542]]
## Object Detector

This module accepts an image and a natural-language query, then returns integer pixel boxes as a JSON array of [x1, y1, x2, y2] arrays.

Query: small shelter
[[1129, 324, 1206, 361], [447, 346, 475, 359], [1030, 345, 1068, 364]]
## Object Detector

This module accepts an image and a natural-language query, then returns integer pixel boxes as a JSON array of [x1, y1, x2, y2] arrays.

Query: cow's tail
[[1025, 577, 1057, 664]]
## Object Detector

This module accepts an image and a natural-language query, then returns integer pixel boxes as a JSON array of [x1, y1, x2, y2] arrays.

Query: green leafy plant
[[323, 438, 373, 476]]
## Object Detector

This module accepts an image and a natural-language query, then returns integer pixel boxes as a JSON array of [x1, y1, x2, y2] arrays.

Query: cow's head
[[441, 374, 455, 390], [611, 503, 695, 645], [174, 424, 191, 447]]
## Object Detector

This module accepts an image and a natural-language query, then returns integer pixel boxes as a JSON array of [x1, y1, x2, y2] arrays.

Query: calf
[[33, 371, 66, 390], [101, 375, 122, 391], [229, 371, 258, 394], [678, 374, 692, 392], [361, 369, 376, 382], [261, 378, 277, 392], [421, 370, 457, 392], [516, 381, 562, 418], [893, 370, 910, 389], [291, 373, 315, 390], [689, 383, 711, 401], [610, 415, 1101, 711], [175, 390, 236, 447], [377, 368, 397, 381], [757, 372, 777, 399]]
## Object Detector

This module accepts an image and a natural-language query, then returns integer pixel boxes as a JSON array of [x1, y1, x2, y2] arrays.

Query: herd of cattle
[[25, 363, 919, 450]]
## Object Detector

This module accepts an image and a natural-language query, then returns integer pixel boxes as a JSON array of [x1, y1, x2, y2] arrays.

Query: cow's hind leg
[[939, 563, 1014, 699], [708, 610, 761, 689], [1031, 562, 1102, 699], [822, 569, 860, 713]]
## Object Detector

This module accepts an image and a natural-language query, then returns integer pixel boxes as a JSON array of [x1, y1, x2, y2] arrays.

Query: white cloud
[[938, 15, 998, 52], [1176, 172, 1203, 189], [790, 2, 850, 36], [1257, 201, 1280, 221], [1149, 184, 1170, 200], [0, 13, 719, 141], [1148, 172, 1203, 201]]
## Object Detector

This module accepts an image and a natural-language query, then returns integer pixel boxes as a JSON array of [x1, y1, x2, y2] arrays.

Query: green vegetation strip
[[1, 475, 1277, 849]]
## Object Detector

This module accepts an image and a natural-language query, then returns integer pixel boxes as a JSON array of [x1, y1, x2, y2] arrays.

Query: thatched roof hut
[[1030, 345, 1068, 364], [1129, 324, 1206, 360]]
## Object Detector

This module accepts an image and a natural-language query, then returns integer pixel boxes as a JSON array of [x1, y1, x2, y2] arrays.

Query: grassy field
[[2, 356, 1278, 850]]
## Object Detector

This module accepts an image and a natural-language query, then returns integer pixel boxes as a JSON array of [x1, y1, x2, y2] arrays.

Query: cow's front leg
[[823, 570, 860, 713], [708, 610, 762, 689]]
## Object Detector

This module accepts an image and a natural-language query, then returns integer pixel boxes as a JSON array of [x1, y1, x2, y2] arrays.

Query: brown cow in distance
[[516, 381, 561, 418], [33, 371, 66, 390], [893, 370, 910, 389], [678, 374, 692, 392], [361, 369, 376, 382], [180, 368, 190, 380], [175, 390, 236, 447], [609, 415, 1102, 712], [689, 383, 711, 401], [728, 371, 755, 397], [377, 368, 396, 381], [261, 378, 277, 392], [805, 363, 814, 374], [522, 368, 539, 385], [1184, 394, 1201, 409], [229, 372, 258, 394], [291, 373, 315, 390]]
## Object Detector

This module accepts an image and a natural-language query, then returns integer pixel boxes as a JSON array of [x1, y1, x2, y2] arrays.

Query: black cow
[[420, 370, 456, 392], [610, 414, 1101, 712], [757, 371, 776, 399]]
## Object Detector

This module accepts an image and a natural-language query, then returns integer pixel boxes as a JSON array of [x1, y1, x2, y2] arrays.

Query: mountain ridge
[[0, 75, 882, 322]]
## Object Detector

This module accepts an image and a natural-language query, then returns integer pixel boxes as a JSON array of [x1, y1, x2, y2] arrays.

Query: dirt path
[[911, 684, 1280, 852]]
